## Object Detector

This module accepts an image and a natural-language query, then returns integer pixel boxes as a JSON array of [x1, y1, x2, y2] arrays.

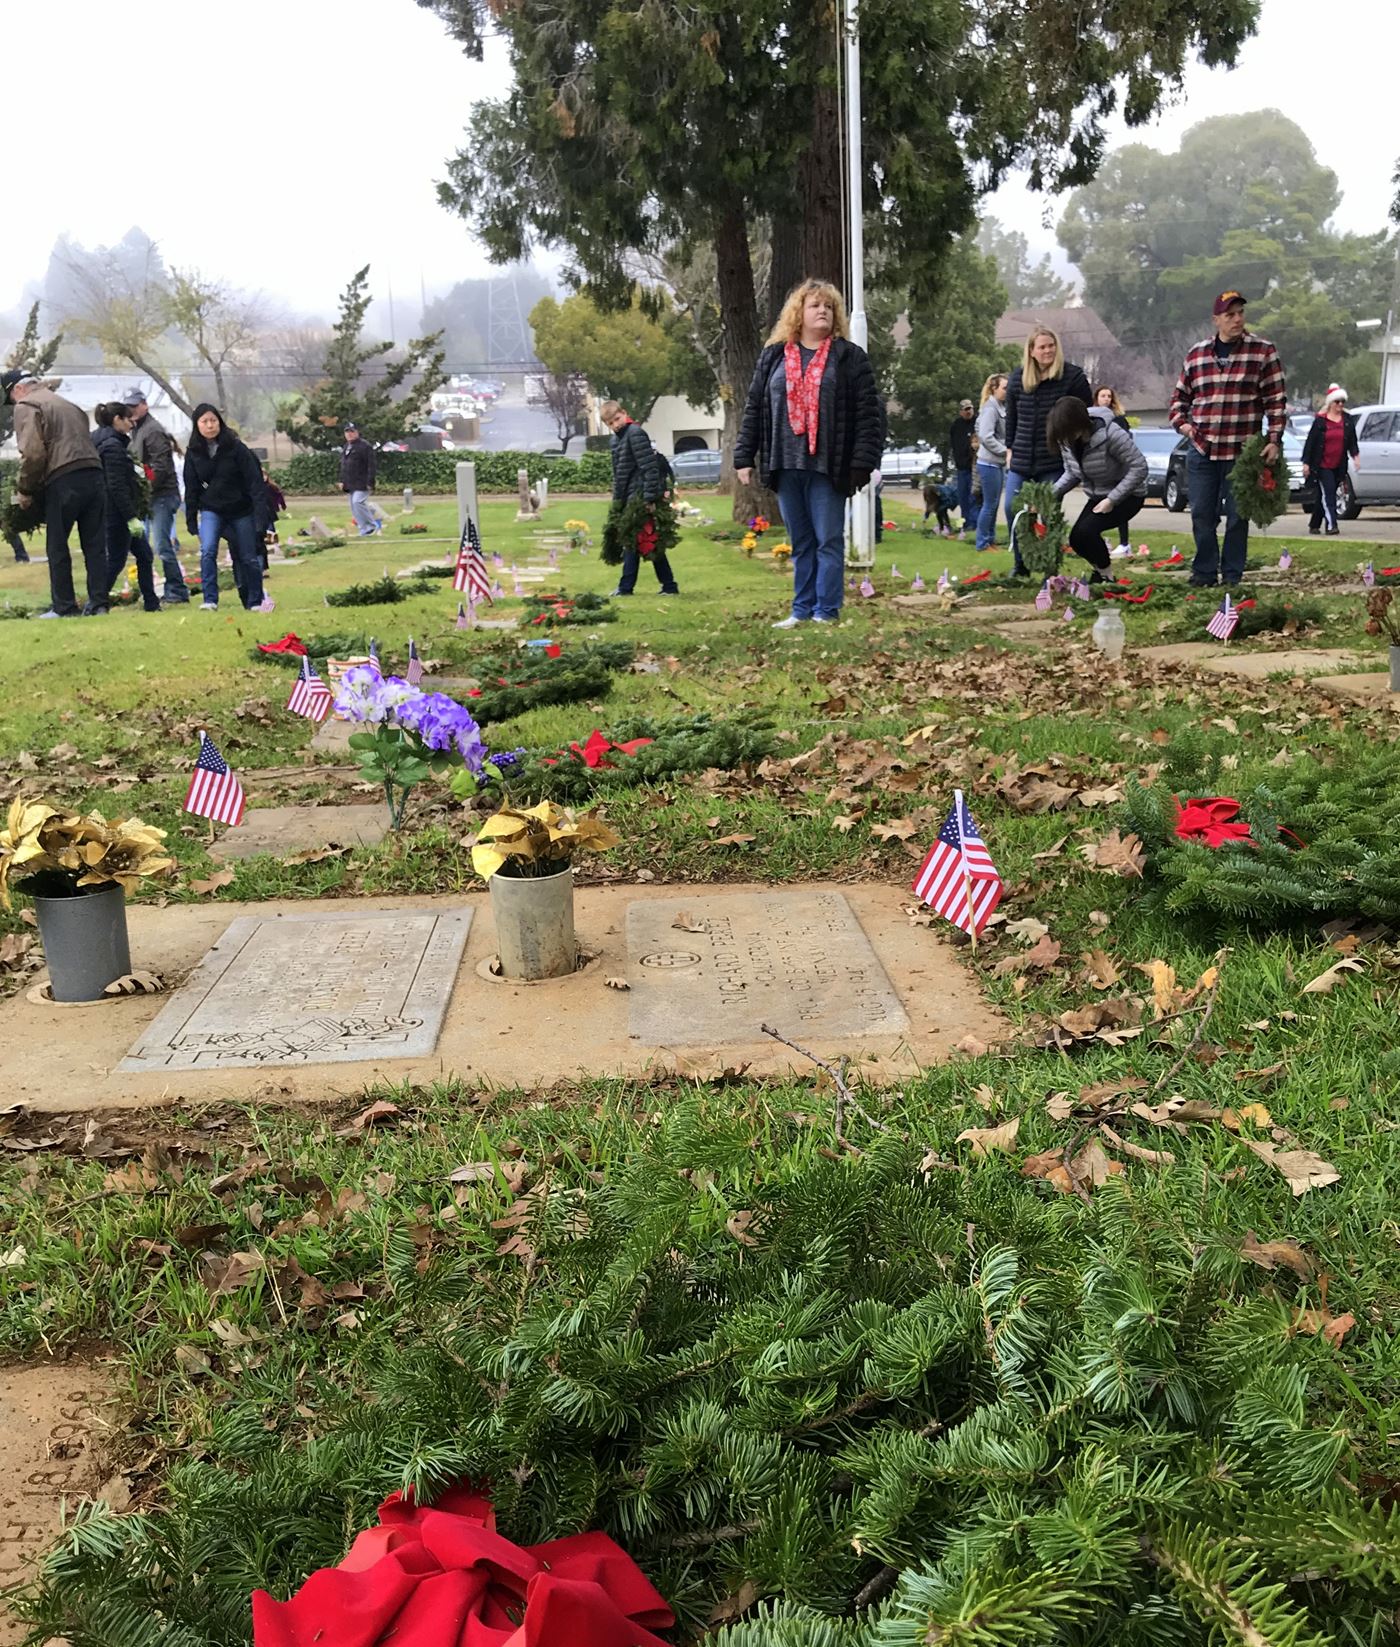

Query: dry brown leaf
[[200, 1250, 264, 1295], [970, 1083, 998, 1112], [1243, 1139, 1340, 1197], [1240, 1230, 1314, 1281], [1032, 835, 1070, 862], [1136, 960, 1179, 1015], [604, 976, 630, 991], [831, 815, 861, 834], [991, 934, 1062, 977], [102, 970, 166, 997], [173, 1344, 213, 1378], [1292, 1304, 1356, 1346], [1004, 917, 1050, 945], [190, 869, 236, 895], [341, 1100, 400, 1133], [103, 1162, 160, 1194], [672, 912, 709, 934], [1080, 949, 1122, 989], [1097, 1124, 1175, 1167], [1222, 1103, 1272, 1132], [726, 1209, 759, 1246], [1081, 830, 1147, 877], [1078, 1076, 1148, 1109], [1076, 784, 1124, 808], [871, 818, 917, 842], [1045, 1093, 1074, 1122], [1301, 957, 1365, 996], [1022, 1139, 1123, 1196], [953, 1034, 989, 1057], [708, 1579, 761, 1625], [955, 1117, 1020, 1158], [279, 844, 351, 866]]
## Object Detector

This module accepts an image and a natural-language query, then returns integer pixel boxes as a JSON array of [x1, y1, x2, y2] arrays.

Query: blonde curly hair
[[766, 279, 850, 347]]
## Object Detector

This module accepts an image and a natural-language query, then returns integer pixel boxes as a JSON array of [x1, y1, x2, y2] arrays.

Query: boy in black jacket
[[602, 400, 679, 595]]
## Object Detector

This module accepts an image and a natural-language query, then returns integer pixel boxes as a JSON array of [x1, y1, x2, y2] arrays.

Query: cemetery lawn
[[1, 492, 1399, 1642]]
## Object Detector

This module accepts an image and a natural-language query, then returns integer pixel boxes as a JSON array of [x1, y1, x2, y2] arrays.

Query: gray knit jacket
[[1052, 407, 1148, 506]]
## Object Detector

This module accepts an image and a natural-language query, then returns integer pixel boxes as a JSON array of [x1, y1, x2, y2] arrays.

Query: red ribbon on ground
[[252, 1486, 674, 1647], [963, 570, 991, 584]]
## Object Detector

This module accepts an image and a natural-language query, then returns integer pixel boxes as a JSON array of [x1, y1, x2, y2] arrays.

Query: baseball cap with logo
[[344, 421, 359, 432], [1, 369, 38, 402], [120, 387, 148, 408], [959, 399, 974, 410], [1213, 290, 1248, 315]]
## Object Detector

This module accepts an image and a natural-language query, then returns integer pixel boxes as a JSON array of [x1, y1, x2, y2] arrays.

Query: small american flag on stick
[[405, 637, 423, 687], [912, 790, 1002, 941], [183, 733, 246, 827], [287, 656, 334, 723], [453, 517, 493, 603], [1206, 593, 1240, 642]]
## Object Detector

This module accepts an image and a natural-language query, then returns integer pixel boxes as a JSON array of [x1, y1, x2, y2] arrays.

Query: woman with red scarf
[[734, 279, 885, 629]]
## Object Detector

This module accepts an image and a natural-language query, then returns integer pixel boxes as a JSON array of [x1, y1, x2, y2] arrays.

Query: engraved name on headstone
[[120, 909, 471, 1071], [625, 890, 909, 1046]]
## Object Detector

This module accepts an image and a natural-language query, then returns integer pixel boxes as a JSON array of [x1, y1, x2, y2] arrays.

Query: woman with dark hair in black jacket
[[93, 403, 161, 613], [1003, 328, 1092, 574], [184, 403, 269, 611], [733, 279, 885, 629], [1301, 386, 1359, 535]]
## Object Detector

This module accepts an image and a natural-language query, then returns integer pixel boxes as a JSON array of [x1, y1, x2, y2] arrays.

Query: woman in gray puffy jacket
[[1045, 398, 1148, 579], [973, 373, 1008, 551]]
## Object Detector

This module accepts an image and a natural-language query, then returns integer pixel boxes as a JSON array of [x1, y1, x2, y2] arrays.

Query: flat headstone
[[1312, 673, 1398, 706], [626, 889, 909, 1046], [1200, 648, 1360, 679], [994, 620, 1060, 640], [210, 805, 388, 862], [119, 908, 471, 1072]]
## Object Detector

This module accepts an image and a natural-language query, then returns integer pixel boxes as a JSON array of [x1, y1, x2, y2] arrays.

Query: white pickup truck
[[880, 443, 940, 486]]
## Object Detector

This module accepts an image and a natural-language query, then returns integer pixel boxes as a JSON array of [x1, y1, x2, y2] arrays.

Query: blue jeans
[[975, 462, 1005, 549], [349, 490, 378, 535], [775, 470, 846, 620], [1005, 467, 1063, 572], [616, 543, 679, 593], [197, 511, 264, 608], [148, 492, 188, 600], [1186, 449, 1248, 584], [954, 468, 974, 534]]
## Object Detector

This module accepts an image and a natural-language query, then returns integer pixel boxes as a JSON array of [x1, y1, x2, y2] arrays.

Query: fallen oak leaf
[[1080, 830, 1147, 877], [189, 868, 236, 895], [672, 912, 709, 934], [991, 934, 1061, 977], [1004, 917, 1050, 945], [955, 1117, 1020, 1158], [337, 1100, 401, 1135], [1292, 1304, 1356, 1346], [1080, 948, 1122, 989], [1240, 1230, 1314, 1281], [102, 970, 166, 997], [1222, 1103, 1272, 1132], [1301, 957, 1365, 996], [1097, 1124, 1175, 1167], [604, 976, 631, 991], [1243, 1139, 1340, 1197]]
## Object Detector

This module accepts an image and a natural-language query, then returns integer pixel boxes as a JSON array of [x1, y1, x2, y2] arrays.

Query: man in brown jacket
[[3, 370, 108, 617]]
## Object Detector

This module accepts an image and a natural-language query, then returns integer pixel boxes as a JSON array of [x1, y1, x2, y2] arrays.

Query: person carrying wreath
[[1046, 398, 1148, 580], [601, 400, 679, 596], [1003, 328, 1092, 575], [1301, 383, 1357, 536], [92, 402, 161, 612], [733, 278, 884, 630], [1169, 289, 1286, 587]]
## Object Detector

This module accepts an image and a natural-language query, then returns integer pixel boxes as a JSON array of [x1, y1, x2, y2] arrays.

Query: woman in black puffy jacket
[[93, 403, 160, 613], [184, 402, 268, 610], [1003, 328, 1091, 572]]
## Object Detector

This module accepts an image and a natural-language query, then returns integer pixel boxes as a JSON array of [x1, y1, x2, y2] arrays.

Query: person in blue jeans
[[183, 403, 269, 611], [733, 278, 885, 629], [974, 373, 1009, 549]]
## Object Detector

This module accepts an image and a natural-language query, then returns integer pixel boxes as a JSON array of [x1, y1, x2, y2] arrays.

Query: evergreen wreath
[[1227, 433, 1290, 529], [468, 660, 616, 726], [511, 712, 775, 801], [1010, 481, 1066, 580], [1121, 739, 1400, 925], [325, 576, 434, 608], [601, 495, 681, 567], [1, 490, 44, 541], [521, 591, 620, 627]]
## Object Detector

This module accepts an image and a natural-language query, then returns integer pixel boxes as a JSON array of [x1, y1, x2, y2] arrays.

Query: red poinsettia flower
[[545, 643, 563, 659], [1172, 795, 1254, 849]]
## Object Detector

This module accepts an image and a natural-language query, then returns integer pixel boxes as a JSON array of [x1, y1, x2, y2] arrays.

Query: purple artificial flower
[[491, 747, 526, 771]]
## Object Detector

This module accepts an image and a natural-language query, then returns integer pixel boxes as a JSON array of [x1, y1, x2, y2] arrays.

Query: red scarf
[[784, 336, 832, 455]]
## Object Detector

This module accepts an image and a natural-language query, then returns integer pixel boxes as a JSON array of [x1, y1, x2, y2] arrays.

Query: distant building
[[2, 374, 192, 449], [586, 392, 722, 456]]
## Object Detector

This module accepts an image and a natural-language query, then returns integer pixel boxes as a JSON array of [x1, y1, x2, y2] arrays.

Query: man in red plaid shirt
[[1170, 290, 1286, 588]]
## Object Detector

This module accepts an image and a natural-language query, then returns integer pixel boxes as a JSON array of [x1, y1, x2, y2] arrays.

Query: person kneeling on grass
[[1045, 397, 1148, 581], [183, 403, 271, 612]]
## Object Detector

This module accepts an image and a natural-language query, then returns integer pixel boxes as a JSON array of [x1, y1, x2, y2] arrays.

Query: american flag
[[453, 517, 492, 602], [287, 656, 334, 723], [1034, 581, 1052, 612], [1206, 594, 1240, 641], [367, 638, 381, 674], [406, 637, 423, 687], [183, 733, 245, 827], [455, 602, 471, 630], [912, 790, 1002, 938], [1362, 562, 1375, 587]]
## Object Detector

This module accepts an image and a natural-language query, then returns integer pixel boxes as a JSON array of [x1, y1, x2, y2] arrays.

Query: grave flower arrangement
[[564, 518, 593, 550], [0, 800, 174, 909], [771, 540, 793, 559], [398, 522, 429, 535], [1363, 587, 1400, 645], [470, 800, 618, 881], [334, 667, 499, 830]]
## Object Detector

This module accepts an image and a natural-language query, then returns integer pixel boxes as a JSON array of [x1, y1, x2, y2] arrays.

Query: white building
[[1, 375, 191, 459], [586, 391, 721, 455]]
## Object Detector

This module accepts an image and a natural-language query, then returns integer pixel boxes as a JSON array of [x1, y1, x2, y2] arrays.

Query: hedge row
[[268, 450, 615, 496]]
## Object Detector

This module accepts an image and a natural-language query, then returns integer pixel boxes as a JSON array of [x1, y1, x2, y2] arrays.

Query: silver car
[[1343, 405, 1400, 516], [1129, 427, 1180, 500]]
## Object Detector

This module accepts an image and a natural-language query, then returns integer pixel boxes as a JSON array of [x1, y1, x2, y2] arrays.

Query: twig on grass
[[1150, 955, 1228, 1095], [760, 1022, 885, 1154]]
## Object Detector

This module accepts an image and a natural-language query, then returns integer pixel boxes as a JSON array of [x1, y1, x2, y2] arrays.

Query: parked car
[[1287, 412, 1315, 440], [670, 447, 722, 485], [1163, 430, 1307, 512], [381, 424, 456, 453], [1128, 427, 1181, 500], [1339, 405, 1400, 517], [881, 443, 938, 486]]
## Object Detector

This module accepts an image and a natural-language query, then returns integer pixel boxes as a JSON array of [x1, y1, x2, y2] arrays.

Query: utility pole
[[843, 0, 876, 570]]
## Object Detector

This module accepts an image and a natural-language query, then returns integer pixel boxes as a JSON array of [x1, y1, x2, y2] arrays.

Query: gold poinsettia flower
[[470, 801, 618, 881], [0, 801, 174, 910]]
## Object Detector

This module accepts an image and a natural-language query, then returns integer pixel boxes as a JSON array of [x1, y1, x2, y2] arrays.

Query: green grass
[[2, 488, 1399, 1644]]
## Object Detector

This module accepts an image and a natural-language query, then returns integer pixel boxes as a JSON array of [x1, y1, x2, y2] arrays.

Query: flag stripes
[[183, 733, 246, 827]]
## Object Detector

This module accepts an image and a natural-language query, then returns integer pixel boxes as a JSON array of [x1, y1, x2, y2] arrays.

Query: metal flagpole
[[843, 0, 876, 572]]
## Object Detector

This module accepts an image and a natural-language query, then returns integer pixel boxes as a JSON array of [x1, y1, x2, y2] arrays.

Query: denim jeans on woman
[[975, 461, 1005, 549], [775, 469, 846, 620], [197, 510, 265, 608]]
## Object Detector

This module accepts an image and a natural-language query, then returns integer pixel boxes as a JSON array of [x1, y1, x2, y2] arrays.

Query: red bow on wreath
[[258, 632, 308, 656], [1259, 468, 1277, 492], [636, 517, 659, 557], [1173, 795, 1254, 849]]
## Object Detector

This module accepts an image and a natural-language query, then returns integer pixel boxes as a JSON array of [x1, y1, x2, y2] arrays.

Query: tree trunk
[[713, 205, 778, 524], [767, 218, 805, 325], [799, 84, 845, 287], [131, 354, 195, 419]]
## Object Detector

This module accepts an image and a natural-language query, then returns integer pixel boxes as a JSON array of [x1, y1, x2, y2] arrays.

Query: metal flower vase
[[1390, 645, 1400, 694], [32, 881, 131, 1002], [490, 864, 576, 980]]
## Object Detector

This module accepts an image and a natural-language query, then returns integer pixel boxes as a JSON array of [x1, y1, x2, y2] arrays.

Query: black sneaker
[[659, 588, 680, 596]]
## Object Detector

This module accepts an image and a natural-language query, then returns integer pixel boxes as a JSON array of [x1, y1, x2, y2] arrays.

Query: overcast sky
[[3, 0, 1395, 331]]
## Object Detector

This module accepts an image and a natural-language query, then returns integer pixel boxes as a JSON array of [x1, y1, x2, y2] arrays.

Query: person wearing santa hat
[[1301, 384, 1358, 535]]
